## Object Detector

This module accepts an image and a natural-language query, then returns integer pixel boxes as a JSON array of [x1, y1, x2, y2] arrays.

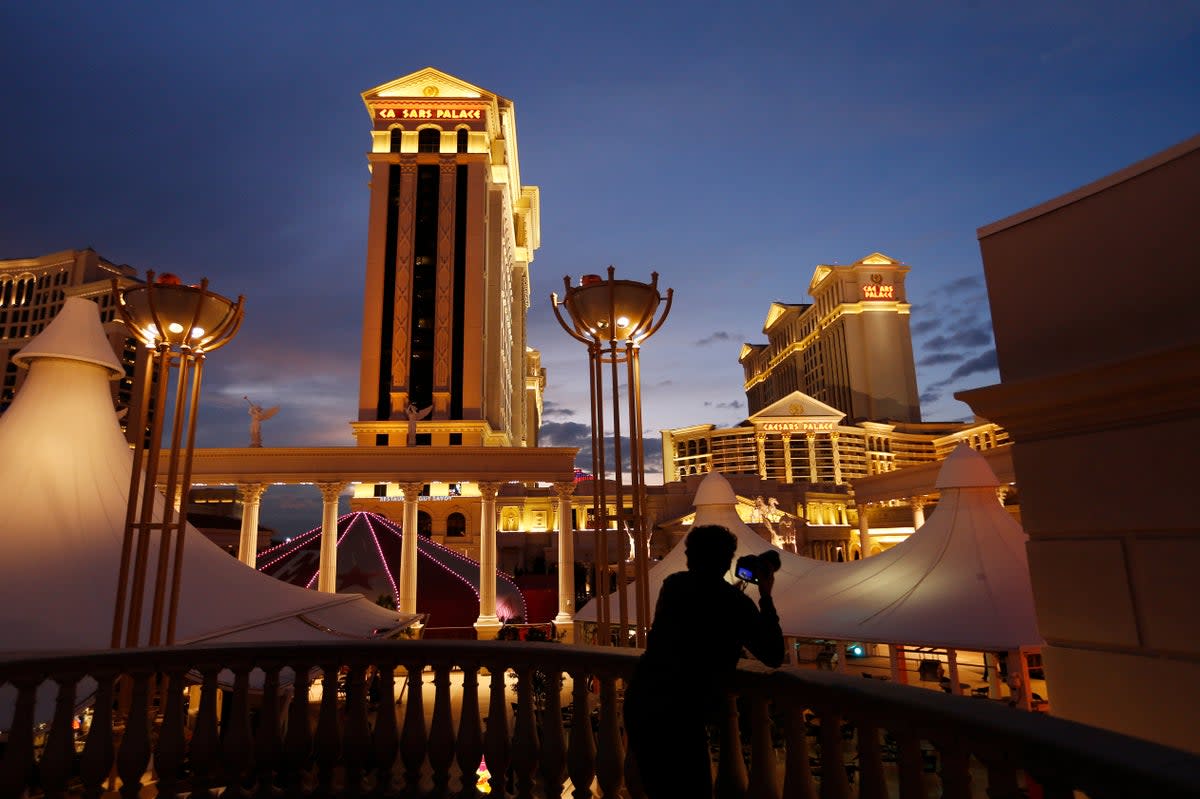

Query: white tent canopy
[[0, 298, 414, 654], [575, 471, 834, 623], [777, 443, 1044, 651]]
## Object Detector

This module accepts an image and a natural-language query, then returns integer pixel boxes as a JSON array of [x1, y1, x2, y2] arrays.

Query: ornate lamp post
[[552, 267, 672, 646], [110, 273, 244, 648]]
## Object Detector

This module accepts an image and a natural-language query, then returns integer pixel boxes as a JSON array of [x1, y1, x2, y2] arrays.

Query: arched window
[[456, 128, 468, 153], [418, 128, 441, 153], [446, 512, 466, 537], [417, 511, 432, 538], [390, 128, 403, 153]]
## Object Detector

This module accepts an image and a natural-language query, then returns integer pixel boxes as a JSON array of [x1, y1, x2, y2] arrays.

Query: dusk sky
[[3, 3, 1197, 535]]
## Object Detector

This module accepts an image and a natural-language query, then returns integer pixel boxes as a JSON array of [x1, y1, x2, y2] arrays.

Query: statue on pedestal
[[404, 402, 432, 446], [245, 397, 279, 448]]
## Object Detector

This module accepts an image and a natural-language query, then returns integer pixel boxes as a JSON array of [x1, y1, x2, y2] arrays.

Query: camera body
[[734, 550, 781, 584]]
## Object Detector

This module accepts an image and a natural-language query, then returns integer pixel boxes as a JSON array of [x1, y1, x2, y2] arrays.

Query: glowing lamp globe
[[117, 273, 243, 353]]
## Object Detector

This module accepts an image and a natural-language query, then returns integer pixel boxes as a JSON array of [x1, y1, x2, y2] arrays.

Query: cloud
[[942, 275, 983, 295], [541, 400, 576, 418], [917, 352, 965, 367], [538, 421, 663, 475], [695, 331, 735, 346], [922, 328, 992, 351], [538, 421, 592, 448], [946, 349, 998, 381], [911, 317, 941, 336], [704, 399, 744, 409], [920, 389, 942, 405]]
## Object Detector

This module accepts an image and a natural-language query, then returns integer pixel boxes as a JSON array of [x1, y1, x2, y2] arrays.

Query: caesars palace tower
[[352, 68, 543, 452]]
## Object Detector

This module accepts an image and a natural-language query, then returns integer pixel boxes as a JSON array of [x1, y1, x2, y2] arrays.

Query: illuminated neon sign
[[377, 107, 483, 121], [862, 284, 895, 300]]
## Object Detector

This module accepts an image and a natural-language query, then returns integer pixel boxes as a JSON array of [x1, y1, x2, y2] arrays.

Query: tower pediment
[[364, 67, 494, 102]]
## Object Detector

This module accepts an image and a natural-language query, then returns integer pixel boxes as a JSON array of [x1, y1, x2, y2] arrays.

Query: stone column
[[781, 433, 793, 483], [398, 481, 424, 614], [806, 433, 818, 483], [474, 482, 502, 640], [830, 432, 842, 484], [911, 497, 926, 530], [236, 482, 268, 568], [857, 504, 872, 558], [754, 433, 767, 480], [552, 481, 576, 641], [316, 482, 347, 593]]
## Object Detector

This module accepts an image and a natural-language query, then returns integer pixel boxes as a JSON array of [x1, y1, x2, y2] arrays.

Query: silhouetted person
[[623, 525, 785, 798]]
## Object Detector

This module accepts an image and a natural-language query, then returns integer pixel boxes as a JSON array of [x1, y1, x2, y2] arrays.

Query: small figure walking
[[404, 402, 432, 446], [245, 396, 279, 448]]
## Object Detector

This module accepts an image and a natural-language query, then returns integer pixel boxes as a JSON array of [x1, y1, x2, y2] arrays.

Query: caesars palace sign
[[757, 421, 836, 433], [377, 107, 483, 121]]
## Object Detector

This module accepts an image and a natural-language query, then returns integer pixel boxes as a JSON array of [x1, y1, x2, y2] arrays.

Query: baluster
[[816, 709, 850, 799], [371, 660, 400, 796], [455, 661, 484, 797], [894, 729, 924, 799], [80, 671, 116, 799], [155, 670, 188, 799], [189, 666, 222, 798], [428, 662, 456, 797], [715, 693, 747, 799], [343, 662, 371, 796], [41, 672, 82, 798], [282, 664, 314, 793], [483, 665, 511, 796], [935, 737, 971, 799], [399, 662, 428, 796], [979, 749, 1020, 799], [0, 676, 38, 797], [780, 705, 815, 799], [221, 665, 255, 796], [116, 670, 153, 799], [539, 667, 567, 799], [747, 694, 780, 799], [510, 664, 540, 799], [594, 673, 625, 799], [314, 662, 344, 796], [853, 719, 886, 799], [254, 664, 284, 797], [566, 671, 596, 799]]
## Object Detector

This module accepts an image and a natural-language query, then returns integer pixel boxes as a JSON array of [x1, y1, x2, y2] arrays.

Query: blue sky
[[3, 2, 1197, 534]]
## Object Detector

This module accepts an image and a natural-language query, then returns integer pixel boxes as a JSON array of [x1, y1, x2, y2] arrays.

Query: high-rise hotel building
[[351, 68, 543, 449], [740, 252, 921, 423]]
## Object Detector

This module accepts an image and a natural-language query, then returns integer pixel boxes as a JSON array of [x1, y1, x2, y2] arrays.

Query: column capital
[[316, 481, 348, 503], [780, 432, 792, 442], [551, 481, 576, 500], [911, 496, 927, 510], [829, 431, 840, 442], [236, 482, 269, 503], [806, 432, 817, 442], [754, 432, 767, 442], [478, 481, 502, 500], [400, 482, 424, 500]]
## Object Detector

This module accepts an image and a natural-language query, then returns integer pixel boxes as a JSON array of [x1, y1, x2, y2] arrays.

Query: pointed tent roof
[[774, 444, 1043, 650], [575, 471, 834, 622], [0, 299, 415, 653]]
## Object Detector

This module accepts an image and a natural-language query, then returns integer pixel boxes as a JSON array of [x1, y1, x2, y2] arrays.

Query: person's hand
[[758, 568, 775, 600]]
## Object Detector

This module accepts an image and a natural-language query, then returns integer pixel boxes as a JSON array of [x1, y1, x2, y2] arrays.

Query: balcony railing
[[1, 640, 1197, 797]]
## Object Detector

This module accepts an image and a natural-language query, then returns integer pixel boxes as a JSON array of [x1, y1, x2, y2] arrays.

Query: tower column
[[755, 433, 767, 480], [236, 482, 268, 567], [388, 162, 418, 413], [552, 481, 576, 640], [830, 432, 842, 484], [806, 433, 818, 483], [474, 482, 502, 639], [781, 433, 793, 483], [399, 481, 424, 613], [911, 497, 927, 530], [431, 157, 458, 417], [316, 482, 347, 593], [857, 504, 873, 557]]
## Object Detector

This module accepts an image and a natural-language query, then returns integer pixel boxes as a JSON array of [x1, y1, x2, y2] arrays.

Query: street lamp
[[110, 272, 243, 648], [552, 267, 672, 646]]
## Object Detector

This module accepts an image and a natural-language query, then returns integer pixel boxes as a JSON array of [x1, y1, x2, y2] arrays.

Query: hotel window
[[390, 128, 403, 153], [418, 128, 440, 153], [446, 512, 466, 537], [456, 128, 468, 153], [373, 483, 388, 498]]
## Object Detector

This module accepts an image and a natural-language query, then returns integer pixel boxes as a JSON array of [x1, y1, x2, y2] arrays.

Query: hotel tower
[[353, 68, 543, 449]]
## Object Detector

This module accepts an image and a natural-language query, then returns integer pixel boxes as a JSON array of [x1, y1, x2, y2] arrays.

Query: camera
[[734, 550, 781, 584]]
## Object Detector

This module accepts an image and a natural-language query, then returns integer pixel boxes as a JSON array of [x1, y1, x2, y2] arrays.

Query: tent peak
[[693, 471, 736, 506], [12, 297, 124, 379], [935, 442, 1001, 489]]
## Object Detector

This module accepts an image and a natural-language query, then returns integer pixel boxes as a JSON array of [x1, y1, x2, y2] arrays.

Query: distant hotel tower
[[740, 253, 921, 423], [353, 68, 543, 449]]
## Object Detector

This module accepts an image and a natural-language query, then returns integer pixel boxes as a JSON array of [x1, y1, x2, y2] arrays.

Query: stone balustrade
[[0, 640, 1196, 797]]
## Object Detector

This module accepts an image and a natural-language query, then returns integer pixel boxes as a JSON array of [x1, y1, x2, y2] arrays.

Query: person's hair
[[685, 524, 737, 575]]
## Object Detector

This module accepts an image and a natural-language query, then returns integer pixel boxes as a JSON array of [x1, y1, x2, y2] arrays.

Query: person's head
[[685, 524, 737, 577]]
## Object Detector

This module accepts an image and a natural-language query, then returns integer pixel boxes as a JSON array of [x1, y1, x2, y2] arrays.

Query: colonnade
[[229, 479, 578, 640]]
